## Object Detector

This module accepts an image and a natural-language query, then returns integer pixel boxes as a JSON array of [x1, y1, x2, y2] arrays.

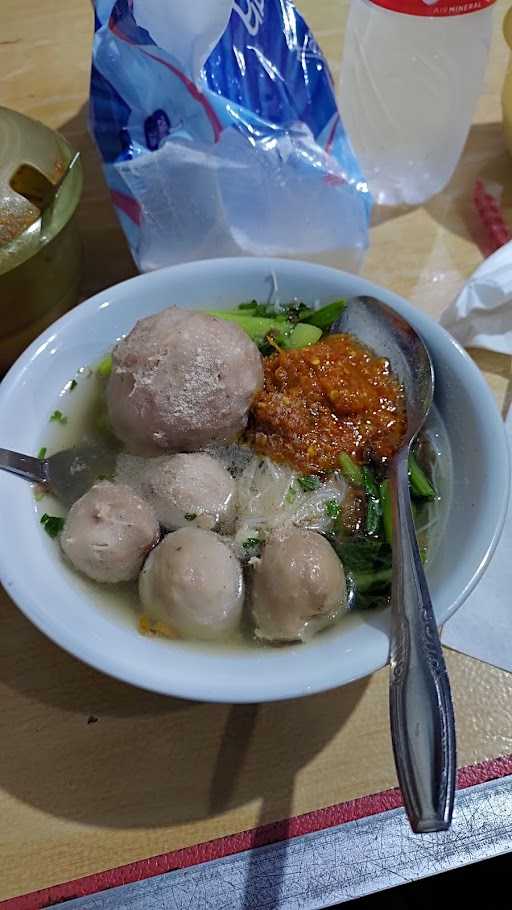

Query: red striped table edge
[[3, 753, 512, 910]]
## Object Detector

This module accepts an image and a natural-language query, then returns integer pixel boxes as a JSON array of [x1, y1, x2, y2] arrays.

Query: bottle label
[[368, 0, 495, 15]]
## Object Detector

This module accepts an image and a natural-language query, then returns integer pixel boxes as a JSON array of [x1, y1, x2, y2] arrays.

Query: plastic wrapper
[[90, 0, 371, 272]]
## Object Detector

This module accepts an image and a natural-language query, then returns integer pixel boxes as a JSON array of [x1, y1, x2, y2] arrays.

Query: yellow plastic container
[[0, 107, 83, 373], [502, 8, 512, 155]]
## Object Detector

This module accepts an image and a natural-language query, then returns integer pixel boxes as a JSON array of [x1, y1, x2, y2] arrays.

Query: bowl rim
[[0, 257, 509, 702]]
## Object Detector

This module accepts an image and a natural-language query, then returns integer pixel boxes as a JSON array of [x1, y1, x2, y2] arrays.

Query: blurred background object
[[0, 107, 83, 373], [339, 0, 495, 206], [502, 5, 512, 154]]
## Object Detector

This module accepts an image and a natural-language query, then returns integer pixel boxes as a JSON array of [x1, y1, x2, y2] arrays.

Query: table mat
[[4, 753, 512, 910]]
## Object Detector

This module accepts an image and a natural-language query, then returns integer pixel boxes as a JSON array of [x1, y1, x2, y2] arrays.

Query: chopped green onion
[[37, 447, 47, 460], [338, 453, 364, 487], [97, 353, 113, 378], [184, 513, 197, 521], [297, 475, 321, 492], [285, 484, 297, 504], [325, 499, 341, 520], [408, 452, 436, 499], [302, 299, 346, 331], [40, 513, 65, 538], [379, 479, 393, 546], [49, 410, 67, 425], [241, 537, 261, 557]]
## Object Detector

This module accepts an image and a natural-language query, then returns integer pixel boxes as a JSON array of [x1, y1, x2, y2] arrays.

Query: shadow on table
[[56, 103, 137, 302], [0, 603, 369, 842]]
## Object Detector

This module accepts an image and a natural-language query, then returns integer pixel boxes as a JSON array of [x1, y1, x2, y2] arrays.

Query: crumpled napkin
[[440, 245, 512, 671], [440, 240, 512, 354]]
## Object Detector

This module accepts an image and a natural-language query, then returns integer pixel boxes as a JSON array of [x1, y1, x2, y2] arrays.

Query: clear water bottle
[[338, 0, 495, 206]]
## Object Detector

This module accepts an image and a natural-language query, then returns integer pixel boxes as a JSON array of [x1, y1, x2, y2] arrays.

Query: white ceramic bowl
[[0, 258, 509, 702]]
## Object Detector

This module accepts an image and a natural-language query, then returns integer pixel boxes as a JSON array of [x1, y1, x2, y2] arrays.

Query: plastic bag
[[90, 0, 371, 272]]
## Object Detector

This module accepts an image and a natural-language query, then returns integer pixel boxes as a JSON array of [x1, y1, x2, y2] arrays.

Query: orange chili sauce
[[247, 334, 406, 474]]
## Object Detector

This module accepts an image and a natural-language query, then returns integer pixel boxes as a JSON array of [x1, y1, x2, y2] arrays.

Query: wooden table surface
[[2, 0, 512, 902]]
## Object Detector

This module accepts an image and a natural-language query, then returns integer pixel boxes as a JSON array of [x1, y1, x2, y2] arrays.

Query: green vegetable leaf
[[37, 447, 47, 460], [49, 410, 67, 425], [351, 566, 392, 594], [325, 499, 341, 520], [40, 513, 65, 538], [333, 537, 391, 574], [207, 312, 294, 347], [338, 453, 364, 487], [283, 323, 322, 349], [237, 300, 259, 311], [302, 299, 346, 331], [408, 452, 436, 499], [235, 300, 313, 323], [379, 479, 393, 545], [297, 475, 321, 492], [97, 353, 113, 378], [355, 592, 391, 611], [184, 513, 197, 521], [362, 467, 381, 536]]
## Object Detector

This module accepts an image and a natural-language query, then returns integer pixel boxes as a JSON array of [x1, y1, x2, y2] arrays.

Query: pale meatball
[[60, 481, 159, 583], [139, 453, 236, 531], [139, 527, 244, 641], [107, 307, 263, 455], [251, 528, 347, 643]]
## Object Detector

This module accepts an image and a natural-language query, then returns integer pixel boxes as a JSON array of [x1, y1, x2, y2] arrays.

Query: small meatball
[[251, 528, 347, 643], [139, 453, 235, 531], [139, 528, 244, 641], [107, 307, 263, 455], [60, 482, 159, 583]]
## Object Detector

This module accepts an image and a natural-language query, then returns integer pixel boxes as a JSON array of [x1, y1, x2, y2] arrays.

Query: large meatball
[[139, 527, 244, 641], [60, 481, 159, 583], [107, 307, 263, 455], [251, 528, 347, 642], [139, 453, 235, 531]]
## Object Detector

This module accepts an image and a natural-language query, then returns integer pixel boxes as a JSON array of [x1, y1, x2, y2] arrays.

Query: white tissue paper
[[440, 245, 512, 672], [440, 240, 512, 354], [441, 410, 511, 671]]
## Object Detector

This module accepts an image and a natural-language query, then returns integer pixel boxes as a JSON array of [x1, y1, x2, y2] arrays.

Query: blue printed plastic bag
[[90, 0, 371, 272]]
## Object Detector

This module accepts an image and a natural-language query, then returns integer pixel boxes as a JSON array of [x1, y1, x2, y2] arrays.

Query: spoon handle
[[0, 448, 46, 485], [389, 449, 456, 833]]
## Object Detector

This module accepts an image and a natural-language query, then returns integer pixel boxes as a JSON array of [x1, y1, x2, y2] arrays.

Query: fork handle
[[0, 448, 46, 485], [389, 449, 456, 833]]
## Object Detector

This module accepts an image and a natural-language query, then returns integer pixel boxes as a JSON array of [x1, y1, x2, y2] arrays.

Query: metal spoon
[[0, 445, 117, 508], [332, 295, 456, 834]]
